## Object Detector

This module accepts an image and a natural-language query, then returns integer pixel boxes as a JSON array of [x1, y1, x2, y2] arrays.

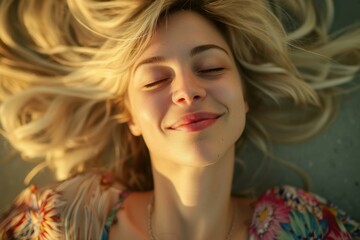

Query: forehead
[[139, 10, 230, 59]]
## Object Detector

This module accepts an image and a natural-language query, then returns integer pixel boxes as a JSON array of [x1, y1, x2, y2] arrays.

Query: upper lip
[[169, 112, 222, 129]]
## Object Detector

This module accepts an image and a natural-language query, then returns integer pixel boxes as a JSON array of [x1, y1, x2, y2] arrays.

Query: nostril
[[178, 97, 186, 103], [172, 87, 206, 105]]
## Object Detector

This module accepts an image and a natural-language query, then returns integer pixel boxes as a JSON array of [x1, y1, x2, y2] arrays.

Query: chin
[[173, 145, 234, 167]]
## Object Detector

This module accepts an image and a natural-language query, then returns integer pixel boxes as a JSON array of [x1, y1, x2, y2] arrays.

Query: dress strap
[[101, 191, 130, 240]]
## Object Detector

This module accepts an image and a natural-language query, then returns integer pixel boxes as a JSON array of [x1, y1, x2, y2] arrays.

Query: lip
[[169, 112, 222, 132]]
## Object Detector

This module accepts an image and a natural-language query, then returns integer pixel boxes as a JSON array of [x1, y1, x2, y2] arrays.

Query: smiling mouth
[[169, 112, 222, 132]]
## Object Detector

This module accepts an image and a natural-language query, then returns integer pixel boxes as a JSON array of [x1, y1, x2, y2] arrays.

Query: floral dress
[[0, 172, 123, 239], [1, 172, 359, 239], [248, 186, 360, 239]]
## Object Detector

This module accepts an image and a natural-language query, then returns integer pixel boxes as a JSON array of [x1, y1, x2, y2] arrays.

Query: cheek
[[133, 93, 170, 155], [215, 74, 246, 109], [215, 75, 247, 132], [133, 93, 168, 131]]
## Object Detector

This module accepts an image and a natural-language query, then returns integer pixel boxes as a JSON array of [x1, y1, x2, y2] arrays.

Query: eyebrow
[[134, 44, 229, 72]]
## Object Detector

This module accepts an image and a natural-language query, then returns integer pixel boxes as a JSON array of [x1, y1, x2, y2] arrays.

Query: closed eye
[[199, 67, 224, 74], [144, 78, 170, 89], [198, 68, 225, 78]]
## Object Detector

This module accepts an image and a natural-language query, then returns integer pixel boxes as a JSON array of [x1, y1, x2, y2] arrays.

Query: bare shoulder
[[232, 196, 256, 239], [233, 196, 256, 218], [109, 191, 153, 240]]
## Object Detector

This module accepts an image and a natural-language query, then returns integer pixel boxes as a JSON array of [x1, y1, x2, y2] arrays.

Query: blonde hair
[[0, 0, 359, 191]]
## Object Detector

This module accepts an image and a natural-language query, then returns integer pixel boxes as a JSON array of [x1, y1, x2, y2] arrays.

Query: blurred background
[[1, 0, 359, 220]]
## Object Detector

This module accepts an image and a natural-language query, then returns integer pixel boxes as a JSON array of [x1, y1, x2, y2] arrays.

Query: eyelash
[[199, 67, 224, 74], [144, 78, 170, 88]]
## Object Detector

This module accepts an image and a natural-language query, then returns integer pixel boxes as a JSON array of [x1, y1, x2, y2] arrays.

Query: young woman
[[0, 0, 359, 239]]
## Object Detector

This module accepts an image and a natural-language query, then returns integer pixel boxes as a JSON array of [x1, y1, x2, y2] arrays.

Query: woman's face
[[127, 11, 248, 167]]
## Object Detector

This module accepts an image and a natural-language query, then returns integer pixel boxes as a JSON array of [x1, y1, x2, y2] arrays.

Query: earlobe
[[128, 120, 142, 136]]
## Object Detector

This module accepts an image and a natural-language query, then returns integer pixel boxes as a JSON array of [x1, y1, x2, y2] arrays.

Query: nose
[[171, 71, 206, 105]]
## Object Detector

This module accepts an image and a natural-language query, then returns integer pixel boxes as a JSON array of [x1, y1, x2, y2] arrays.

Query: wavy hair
[[0, 0, 359, 191]]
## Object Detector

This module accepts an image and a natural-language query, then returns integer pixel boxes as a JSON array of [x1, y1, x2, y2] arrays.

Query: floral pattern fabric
[[0, 173, 359, 240], [0, 172, 123, 240], [0, 185, 65, 239], [249, 186, 360, 240]]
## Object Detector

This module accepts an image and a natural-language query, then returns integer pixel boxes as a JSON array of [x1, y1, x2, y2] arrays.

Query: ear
[[128, 119, 142, 136]]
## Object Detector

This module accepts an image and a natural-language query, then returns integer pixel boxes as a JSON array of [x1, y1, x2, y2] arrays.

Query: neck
[[150, 147, 236, 240]]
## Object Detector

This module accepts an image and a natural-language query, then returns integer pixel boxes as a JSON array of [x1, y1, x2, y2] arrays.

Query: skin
[[110, 11, 252, 239]]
